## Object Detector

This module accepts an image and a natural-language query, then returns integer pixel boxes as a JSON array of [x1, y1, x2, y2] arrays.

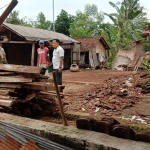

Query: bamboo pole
[[52, 71, 68, 126]]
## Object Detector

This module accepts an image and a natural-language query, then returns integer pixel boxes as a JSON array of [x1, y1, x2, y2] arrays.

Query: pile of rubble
[[78, 72, 150, 115]]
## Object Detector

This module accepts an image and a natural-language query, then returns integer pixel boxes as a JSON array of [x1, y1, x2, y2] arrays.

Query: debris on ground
[[65, 72, 150, 117]]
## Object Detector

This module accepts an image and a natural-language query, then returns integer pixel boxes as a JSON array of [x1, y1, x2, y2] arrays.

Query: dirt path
[[63, 70, 131, 94]]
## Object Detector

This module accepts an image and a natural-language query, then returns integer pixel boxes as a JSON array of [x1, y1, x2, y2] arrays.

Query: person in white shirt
[[52, 39, 64, 85]]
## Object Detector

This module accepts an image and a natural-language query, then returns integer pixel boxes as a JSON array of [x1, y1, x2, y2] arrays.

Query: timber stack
[[0, 64, 64, 117]]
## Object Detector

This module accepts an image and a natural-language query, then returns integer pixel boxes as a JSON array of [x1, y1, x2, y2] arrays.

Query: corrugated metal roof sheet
[[3, 23, 78, 43], [0, 121, 74, 150]]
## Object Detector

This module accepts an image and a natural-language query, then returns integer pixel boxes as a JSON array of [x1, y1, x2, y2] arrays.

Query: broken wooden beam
[[0, 64, 42, 74]]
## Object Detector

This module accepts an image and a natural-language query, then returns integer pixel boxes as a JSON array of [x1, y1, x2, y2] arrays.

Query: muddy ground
[[41, 69, 150, 131]]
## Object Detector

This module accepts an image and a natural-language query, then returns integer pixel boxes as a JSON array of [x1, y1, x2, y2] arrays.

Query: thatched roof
[[75, 36, 110, 52], [1, 23, 78, 43]]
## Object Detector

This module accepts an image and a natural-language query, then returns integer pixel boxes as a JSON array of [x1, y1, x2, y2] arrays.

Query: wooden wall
[[3, 43, 34, 65]]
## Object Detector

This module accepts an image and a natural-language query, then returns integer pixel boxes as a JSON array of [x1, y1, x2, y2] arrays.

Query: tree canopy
[[55, 9, 74, 36], [5, 0, 149, 53], [34, 12, 52, 30], [69, 4, 104, 38]]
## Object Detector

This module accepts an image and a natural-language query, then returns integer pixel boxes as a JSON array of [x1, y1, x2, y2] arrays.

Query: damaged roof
[[142, 24, 150, 35], [75, 36, 110, 52], [2, 23, 79, 43]]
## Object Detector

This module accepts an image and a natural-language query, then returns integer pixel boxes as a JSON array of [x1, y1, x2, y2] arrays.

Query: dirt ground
[[63, 69, 131, 93], [58, 69, 150, 129], [40, 69, 150, 130]]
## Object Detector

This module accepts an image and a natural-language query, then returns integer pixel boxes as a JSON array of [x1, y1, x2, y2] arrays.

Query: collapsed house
[[112, 40, 146, 71], [0, 23, 80, 69], [75, 36, 110, 68]]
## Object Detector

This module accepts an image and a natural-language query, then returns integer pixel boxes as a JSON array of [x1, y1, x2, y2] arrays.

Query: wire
[[0, 3, 10, 10]]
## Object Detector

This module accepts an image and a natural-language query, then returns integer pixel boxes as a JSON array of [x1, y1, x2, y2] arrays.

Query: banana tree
[[104, 0, 146, 51]]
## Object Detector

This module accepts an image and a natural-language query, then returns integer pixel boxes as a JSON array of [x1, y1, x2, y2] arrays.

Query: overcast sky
[[0, 0, 150, 23]]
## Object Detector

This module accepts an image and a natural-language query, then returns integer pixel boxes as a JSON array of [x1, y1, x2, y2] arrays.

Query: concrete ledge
[[0, 113, 149, 150]]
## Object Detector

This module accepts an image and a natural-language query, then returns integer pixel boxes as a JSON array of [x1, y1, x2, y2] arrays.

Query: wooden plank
[[0, 76, 32, 83], [0, 95, 10, 100], [0, 83, 21, 89], [0, 88, 15, 92], [0, 100, 13, 107], [40, 91, 72, 96], [0, 72, 16, 75], [37, 93, 56, 99], [0, 64, 42, 74], [25, 93, 36, 101], [0, 95, 18, 100], [40, 91, 62, 96], [52, 72, 68, 126], [0, 90, 10, 95], [22, 82, 56, 91]]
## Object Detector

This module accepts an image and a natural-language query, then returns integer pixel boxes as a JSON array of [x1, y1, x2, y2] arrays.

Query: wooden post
[[31, 43, 35, 66], [0, 0, 18, 25], [52, 71, 68, 126]]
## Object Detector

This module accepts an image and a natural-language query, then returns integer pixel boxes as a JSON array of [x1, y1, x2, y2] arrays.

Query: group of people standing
[[0, 39, 64, 86], [37, 39, 64, 85]]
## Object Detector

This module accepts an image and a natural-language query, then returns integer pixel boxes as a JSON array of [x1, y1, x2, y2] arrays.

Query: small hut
[[75, 36, 110, 68]]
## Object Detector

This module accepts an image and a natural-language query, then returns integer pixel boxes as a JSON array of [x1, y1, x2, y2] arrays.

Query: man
[[52, 39, 64, 85], [37, 40, 49, 75], [0, 41, 7, 64]]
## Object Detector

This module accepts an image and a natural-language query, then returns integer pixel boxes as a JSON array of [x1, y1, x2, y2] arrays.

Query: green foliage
[[69, 4, 104, 38], [107, 55, 115, 69], [104, 0, 147, 51], [34, 12, 51, 30], [55, 10, 74, 36], [6, 11, 32, 27], [6, 11, 22, 25], [143, 58, 150, 75], [142, 38, 150, 52]]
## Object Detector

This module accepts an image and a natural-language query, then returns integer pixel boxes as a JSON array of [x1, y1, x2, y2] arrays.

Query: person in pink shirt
[[37, 40, 49, 75]]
